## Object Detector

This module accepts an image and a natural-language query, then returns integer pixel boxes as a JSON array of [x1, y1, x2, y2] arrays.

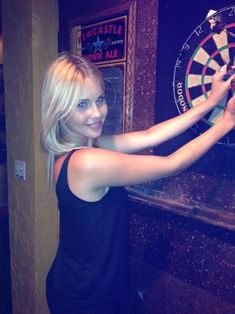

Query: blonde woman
[[41, 53, 235, 314]]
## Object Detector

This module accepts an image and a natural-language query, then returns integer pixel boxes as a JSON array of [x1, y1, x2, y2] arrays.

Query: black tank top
[[47, 149, 129, 308]]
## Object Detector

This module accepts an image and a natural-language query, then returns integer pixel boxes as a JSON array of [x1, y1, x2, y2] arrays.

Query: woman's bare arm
[[71, 95, 235, 190], [97, 65, 234, 153]]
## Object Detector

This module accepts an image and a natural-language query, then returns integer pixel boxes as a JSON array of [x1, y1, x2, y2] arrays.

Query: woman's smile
[[86, 121, 103, 129]]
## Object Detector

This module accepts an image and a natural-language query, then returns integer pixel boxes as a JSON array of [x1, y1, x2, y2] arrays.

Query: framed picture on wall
[[98, 63, 125, 134], [70, 15, 127, 64], [69, 2, 137, 133]]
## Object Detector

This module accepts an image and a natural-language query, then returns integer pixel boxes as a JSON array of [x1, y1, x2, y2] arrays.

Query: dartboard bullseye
[[173, 5, 235, 147]]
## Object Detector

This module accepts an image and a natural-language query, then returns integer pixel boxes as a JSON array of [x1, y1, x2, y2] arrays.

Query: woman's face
[[64, 76, 108, 145]]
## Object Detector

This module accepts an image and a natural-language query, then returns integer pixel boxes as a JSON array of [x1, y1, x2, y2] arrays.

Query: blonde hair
[[40, 52, 104, 182]]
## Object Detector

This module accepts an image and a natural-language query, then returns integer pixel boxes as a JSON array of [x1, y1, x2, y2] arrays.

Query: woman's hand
[[223, 94, 235, 128], [208, 65, 235, 105]]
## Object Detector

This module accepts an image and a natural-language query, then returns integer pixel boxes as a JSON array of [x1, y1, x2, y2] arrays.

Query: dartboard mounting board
[[173, 5, 235, 147]]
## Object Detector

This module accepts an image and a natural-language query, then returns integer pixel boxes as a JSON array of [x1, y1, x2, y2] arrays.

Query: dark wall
[[128, 198, 235, 314]]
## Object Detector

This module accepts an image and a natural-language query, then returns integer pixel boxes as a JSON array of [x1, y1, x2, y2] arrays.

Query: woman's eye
[[96, 95, 106, 105], [77, 101, 89, 109]]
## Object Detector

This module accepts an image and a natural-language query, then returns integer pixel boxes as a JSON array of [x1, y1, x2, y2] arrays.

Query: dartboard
[[173, 5, 235, 147]]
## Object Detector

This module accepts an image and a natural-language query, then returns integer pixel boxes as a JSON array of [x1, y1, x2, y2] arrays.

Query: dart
[[209, 12, 235, 38], [208, 13, 224, 34], [222, 59, 235, 92]]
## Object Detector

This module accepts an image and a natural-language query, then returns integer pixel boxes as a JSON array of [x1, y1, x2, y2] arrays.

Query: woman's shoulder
[[54, 148, 98, 180], [55, 148, 110, 201], [68, 147, 103, 173]]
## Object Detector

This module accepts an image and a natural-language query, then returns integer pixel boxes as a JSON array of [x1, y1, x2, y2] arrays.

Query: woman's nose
[[90, 103, 102, 117]]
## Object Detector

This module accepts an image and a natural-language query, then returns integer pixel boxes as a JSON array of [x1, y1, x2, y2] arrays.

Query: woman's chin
[[87, 125, 103, 137]]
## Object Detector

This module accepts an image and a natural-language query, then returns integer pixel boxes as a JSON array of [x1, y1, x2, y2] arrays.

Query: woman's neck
[[59, 124, 93, 147]]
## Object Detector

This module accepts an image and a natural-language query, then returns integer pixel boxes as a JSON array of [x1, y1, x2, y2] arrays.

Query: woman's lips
[[87, 121, 103, 129]]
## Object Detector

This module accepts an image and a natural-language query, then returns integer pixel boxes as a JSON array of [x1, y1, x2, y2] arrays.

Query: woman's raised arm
[[97, 65, 234, 153], [73, 95, 235, 189]]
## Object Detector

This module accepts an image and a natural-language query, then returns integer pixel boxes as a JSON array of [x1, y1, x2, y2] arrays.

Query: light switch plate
[[14, 160, 26, 181]]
